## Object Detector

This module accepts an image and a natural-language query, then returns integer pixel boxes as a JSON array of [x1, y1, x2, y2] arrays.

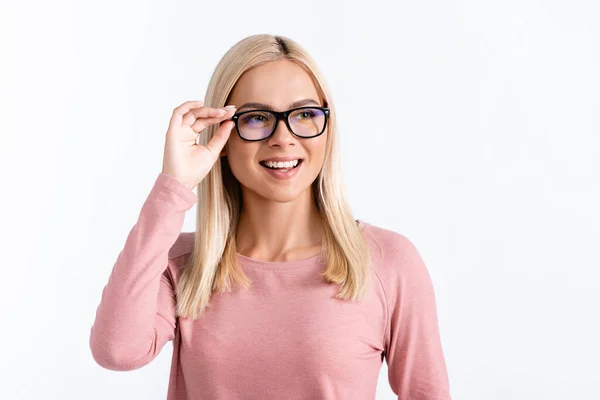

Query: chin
[[258, 186, 305, 203]]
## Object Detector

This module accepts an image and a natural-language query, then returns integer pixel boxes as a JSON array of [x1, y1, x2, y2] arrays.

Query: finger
[[182, 106, 236, 126], [190, 114, 235, 133], [184, 106, 236, 131], [204, 120, 235, 158], [171, 100, 205, 126]]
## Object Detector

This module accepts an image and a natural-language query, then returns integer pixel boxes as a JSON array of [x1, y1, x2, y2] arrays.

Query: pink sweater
[[89, 173, 451, 399]]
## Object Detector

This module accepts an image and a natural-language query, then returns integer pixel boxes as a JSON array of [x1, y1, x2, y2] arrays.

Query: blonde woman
[[90, 34, 452, 399]]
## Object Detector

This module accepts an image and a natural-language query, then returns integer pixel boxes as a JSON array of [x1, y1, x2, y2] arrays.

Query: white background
[[1, 0, 598, 399]]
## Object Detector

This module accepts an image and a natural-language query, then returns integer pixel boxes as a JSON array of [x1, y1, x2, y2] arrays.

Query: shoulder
[[168, 231, 195, 260], [358, 219, 421, 263], [358, 219, 427, 281]]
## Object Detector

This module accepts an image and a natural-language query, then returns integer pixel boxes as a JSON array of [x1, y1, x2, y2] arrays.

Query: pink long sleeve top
[[89, 173, 451, 399]]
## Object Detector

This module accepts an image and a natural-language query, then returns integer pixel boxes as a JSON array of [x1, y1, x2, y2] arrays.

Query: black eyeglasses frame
[[228, 105, 330, 142]]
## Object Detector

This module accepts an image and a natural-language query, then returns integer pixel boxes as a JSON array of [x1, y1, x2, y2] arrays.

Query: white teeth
[[263, 159, 299, 169]]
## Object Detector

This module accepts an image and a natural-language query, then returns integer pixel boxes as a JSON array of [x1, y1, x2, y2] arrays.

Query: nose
[[267, 117, 296, 147]]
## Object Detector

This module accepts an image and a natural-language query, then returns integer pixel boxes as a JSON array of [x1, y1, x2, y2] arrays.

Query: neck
[[236, 186, 324, 262]]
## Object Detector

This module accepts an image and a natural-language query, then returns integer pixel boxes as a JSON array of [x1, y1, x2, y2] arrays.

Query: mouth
[[259, 159, 304, 171], [258, 159, 304, 180]]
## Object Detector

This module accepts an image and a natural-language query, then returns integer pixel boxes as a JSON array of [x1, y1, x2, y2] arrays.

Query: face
[[222, 59, 328, 203]]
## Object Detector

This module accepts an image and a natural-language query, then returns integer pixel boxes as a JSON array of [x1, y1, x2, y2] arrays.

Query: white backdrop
[[1, 0, 598, 399]]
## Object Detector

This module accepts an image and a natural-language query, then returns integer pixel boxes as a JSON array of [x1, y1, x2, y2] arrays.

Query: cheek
[[225, 142, 258, 178], [309, 136, 328, 164]]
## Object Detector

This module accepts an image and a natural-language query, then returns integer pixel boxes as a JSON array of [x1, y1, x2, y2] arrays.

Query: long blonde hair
[[176, 34, 371, 319]]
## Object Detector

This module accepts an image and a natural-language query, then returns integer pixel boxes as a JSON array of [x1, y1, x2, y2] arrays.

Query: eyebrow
[[236, 98, 321, 112]]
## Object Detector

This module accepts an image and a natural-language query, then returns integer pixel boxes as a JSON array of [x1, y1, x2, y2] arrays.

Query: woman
[[90, 34, 452, 399]]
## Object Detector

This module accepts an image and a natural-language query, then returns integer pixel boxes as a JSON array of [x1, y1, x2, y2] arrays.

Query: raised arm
[[89, 99, 235, 371]]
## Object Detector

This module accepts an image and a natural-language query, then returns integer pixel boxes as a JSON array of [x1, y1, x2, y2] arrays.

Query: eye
[[291, 108, 321, 123], [242, 111, 271, 125], [298, 110, 315, 119]]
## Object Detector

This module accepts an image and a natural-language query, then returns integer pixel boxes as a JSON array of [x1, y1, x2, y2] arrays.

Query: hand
[[161, 100, 236, 190]]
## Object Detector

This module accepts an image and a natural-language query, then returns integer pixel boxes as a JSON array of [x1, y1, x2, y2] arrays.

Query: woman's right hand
[[161, 100, 237, 191]]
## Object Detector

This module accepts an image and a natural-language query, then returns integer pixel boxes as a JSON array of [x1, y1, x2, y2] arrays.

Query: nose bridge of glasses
[[271, 110, 295, 136]]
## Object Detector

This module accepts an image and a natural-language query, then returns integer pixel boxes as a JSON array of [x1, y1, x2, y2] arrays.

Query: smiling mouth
[[259, 159, 304, 170]]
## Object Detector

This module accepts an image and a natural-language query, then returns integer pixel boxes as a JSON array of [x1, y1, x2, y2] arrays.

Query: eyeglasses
[[229, 105, 330, 141]]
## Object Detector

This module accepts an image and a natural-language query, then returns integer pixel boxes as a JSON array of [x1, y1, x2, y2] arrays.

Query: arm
[[383, 235, 452, 399], [89, 173, 197, 371]]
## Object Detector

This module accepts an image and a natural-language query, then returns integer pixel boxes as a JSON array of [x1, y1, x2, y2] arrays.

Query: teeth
[[263, 159, 299, 169]]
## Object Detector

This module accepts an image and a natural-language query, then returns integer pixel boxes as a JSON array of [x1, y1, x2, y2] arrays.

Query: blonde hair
[[176, 34, 371, 319]]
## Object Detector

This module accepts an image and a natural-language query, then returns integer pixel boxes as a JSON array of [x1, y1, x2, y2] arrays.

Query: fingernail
[[224, 105, 236, 110]]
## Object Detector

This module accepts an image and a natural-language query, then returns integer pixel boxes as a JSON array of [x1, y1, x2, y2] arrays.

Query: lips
[[259, 159, 303, 169], [259, 156, 304, 163], [259, 158, 304, 180]]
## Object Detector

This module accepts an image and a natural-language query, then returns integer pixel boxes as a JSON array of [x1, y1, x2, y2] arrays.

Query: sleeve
[[383, 235, 452, 399], [89, 173, 198, 371]]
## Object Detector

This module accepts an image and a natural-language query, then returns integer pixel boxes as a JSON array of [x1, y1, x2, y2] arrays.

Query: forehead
[[228, 59, 320, 109]]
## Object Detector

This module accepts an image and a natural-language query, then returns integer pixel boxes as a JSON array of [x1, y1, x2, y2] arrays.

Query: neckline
[[236, 251, 324, 269], [234, 219, 365, 270]]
